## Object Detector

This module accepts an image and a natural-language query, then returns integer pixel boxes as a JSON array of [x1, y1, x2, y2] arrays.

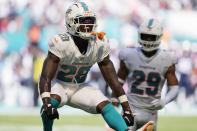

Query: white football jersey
[[48, 32, 110, 85], [119, 47, 178, 110]]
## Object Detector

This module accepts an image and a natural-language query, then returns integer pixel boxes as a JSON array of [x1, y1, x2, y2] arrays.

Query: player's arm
[[98, 55, 134, 126], [152, 65, 179, 109], [111, 60, 129, 106], [39, 52, 60, 110], [117, 60, 129, 85], [164, 64, 179, 103]]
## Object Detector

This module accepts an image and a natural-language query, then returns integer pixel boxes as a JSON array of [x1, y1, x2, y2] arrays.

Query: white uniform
[[48, 32, 110, 113], [119, 47, 178, 130]]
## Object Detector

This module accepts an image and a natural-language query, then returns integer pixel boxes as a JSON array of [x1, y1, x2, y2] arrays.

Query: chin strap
[[91, 32, 106, 40]]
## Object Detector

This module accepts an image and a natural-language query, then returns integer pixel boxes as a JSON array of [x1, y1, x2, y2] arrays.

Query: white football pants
[[50, 81, 108, 114]]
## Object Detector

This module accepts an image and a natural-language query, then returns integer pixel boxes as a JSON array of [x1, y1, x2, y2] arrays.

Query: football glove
[[44, 104, 59, 120], [122, 110, 134, 126]]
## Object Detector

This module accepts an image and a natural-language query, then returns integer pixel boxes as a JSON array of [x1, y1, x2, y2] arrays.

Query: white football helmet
[[138, 18, 163, 52], [65, 2, 97, 39]]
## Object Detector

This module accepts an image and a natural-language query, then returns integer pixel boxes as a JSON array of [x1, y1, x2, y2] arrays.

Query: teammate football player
[[112, 19, 179, 131], [38, 2, 134, 131]]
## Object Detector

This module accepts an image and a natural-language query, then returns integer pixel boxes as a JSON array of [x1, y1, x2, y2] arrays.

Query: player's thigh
[[68, 84, 108, 114], [51, 82, 68, 107]]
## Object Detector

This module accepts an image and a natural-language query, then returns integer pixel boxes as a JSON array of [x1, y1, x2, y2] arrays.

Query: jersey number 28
[[131, 70, 161, 96], [57, 65, 91, 83]]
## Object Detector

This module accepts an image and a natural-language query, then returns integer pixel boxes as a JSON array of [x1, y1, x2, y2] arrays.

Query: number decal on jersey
[[57, 65, 77, 82], [75, 66, 91, 83], [131, 70, 145, 95], [131, 70, 161, 96], [57, 65, 91, 83], [58, 34, 69, 41], [146, 72, 161, 96]]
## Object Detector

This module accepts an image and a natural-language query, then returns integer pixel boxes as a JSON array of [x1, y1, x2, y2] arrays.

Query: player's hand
[[122, 109, 134, 126], [44, 104, 59, 120], [151, 99, 166, 110]]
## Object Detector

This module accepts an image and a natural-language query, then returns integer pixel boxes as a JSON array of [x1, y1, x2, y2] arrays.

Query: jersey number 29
[[131, 70, 161, 96]]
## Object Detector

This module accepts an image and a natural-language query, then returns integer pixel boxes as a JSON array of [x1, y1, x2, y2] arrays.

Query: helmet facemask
[[139, 33, 163, 52], [74, 16, 97, 39]]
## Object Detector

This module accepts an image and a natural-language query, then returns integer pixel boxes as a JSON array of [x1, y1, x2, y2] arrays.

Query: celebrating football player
[[112, 19, 179, 131], [38, 2, 134, 131]]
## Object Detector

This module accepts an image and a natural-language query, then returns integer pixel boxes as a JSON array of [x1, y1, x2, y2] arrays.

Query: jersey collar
[[137, 47, 160, 63]]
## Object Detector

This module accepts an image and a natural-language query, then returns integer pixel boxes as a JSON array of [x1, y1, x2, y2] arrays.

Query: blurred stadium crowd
[[0, 0, 197, 113]]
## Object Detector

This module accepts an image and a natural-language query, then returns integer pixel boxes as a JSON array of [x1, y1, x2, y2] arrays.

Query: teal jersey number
[[131, 70, 145, 95], [146, 72, 161, 96], [75, 67, 91, 83], [58, 34, 69, 41], [57, 65, 76, 82], [131, 70, 161, 96], [57, 65, 91, 83]]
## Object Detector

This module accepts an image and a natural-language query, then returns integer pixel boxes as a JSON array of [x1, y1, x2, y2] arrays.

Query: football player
[[39, 2, 134, 131], [112, 19, 179, 131]]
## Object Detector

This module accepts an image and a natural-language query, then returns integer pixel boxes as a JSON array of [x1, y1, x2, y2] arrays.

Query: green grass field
[[0, 115, 197, 131]]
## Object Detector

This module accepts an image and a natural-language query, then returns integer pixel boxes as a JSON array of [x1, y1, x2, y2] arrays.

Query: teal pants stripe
[[101, 103, 128, 131], [40, 98, 60, 131]]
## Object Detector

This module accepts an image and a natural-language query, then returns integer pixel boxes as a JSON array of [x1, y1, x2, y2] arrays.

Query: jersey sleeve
[[170, 52, 178, 65], [172, 54, 178, 65], [48, 35, 65, 59], [97, 37, 110, 62], [119, 48, 127, 61]]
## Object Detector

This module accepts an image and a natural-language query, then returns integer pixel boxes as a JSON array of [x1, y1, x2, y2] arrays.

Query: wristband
[[111, 97, 119, 103], [41, 92, 50, 99], [47, 104, 52, 107], [118, 95, 128, 103]]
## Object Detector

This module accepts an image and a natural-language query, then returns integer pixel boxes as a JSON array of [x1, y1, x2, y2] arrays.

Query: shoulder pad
[[48, 33, 70, 58], [58, 33, 70, 42]]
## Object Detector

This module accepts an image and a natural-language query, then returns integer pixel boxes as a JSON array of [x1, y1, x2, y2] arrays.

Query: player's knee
[[50, 98, 60, 108], [50, 94, 61, 102], [96, 100, 110, 113]]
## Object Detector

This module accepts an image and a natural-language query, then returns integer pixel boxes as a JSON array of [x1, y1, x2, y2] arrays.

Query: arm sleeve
[[165, 85, 179, 104]]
